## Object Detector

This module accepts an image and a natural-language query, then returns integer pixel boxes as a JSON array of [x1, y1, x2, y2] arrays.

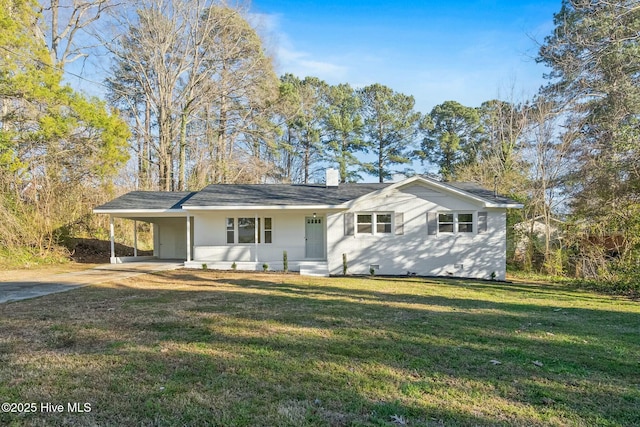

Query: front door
[[305, 217, 324, 259]]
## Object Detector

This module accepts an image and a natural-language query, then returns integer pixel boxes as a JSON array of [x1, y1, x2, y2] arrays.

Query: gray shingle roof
[[446, 182, 521, 206], [182, 183, 391, 207], [94, 180, 521, 212], [95, 191, 197, 210]]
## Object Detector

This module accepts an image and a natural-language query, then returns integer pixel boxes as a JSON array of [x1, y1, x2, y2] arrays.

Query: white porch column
[[186, 215, 191, 262], [109, 215, 115, 263], [133, 220, 138, 257], [254, 213, 258, 263]]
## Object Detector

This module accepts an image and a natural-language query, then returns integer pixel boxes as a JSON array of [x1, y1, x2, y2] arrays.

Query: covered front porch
[[184, 209, 337, 276]]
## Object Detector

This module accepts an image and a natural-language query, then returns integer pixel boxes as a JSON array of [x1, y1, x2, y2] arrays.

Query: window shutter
[[478, 211, 488, 233], [427, 212, 438, 235], [344, 213, 354, 236], [395, 212, 404, 235]]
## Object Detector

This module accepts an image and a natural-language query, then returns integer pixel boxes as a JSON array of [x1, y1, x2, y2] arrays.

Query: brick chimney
[[326, 168, 339, 187]]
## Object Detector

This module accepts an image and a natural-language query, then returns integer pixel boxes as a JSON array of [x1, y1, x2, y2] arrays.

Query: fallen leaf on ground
[[390, 414, 406, 425]]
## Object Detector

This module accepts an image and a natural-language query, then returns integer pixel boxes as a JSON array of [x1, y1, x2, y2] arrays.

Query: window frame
[[355, 212, 394, 236], [264, 217, 272, 244], [458, 213, 474, 233], [226, 216, 273, 245], [436, 212, 475, 235], [356, 214, 373, 234], [438, 213, 455, 233], [226, 218, 235, 244], [237, 217, 257, 244], [376, 213, 392, 234]]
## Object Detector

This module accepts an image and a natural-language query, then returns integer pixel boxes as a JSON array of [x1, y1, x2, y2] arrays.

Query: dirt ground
[[0, 238, 152, 281]]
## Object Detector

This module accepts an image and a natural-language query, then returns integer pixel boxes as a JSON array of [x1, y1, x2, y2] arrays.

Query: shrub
[[342, 253, 348, 275], [283, 251, 288, 273]]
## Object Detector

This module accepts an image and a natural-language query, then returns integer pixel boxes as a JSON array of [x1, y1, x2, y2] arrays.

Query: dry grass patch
[[1, 270, 639, 426], [0, 264, 100, 282]]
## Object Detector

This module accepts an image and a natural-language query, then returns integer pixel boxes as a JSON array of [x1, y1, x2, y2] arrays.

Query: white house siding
[[326, 182, 508, 280], [192, 211, 316, 264]]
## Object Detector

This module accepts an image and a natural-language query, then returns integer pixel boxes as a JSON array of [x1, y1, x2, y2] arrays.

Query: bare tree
[[38, 0, 116, 69], [105, 0, 278, 190], [523, 96, 573, 273]]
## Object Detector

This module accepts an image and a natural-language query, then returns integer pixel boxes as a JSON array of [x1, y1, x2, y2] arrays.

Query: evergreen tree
[[359, 83, 423, 183], [421, 101, 482, 181], [323, 83, 365, 183], [0, 0, 129, 258]]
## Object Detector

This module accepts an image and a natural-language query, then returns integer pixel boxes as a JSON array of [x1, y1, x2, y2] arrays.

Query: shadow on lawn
[[1, 272, 639, 426], [363, 275, 627, 304], [210, 274, 638, 318]]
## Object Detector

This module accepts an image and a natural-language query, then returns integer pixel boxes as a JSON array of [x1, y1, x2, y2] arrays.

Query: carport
[[93, 191, 196, 263]]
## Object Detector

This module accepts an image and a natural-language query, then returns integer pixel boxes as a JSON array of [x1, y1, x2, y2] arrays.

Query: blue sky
[[251, 0, 561, 114]]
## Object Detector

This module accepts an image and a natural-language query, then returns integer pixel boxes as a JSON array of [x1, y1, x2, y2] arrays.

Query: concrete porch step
[[299, 261, 329, 277]]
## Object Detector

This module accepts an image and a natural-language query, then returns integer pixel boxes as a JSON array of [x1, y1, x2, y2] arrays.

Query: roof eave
[[182, 204, 349, 211], [357, 176, 490, 206], [394, 176, 522, 208], [93, 208, 186, 215], [484, 203, 524, 209]]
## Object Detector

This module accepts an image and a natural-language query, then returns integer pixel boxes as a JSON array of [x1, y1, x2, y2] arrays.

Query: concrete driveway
[[0, 261, 183, 304]]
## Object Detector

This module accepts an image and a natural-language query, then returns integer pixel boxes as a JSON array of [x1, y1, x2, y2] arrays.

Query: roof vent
[[326, 168, 339, 187]]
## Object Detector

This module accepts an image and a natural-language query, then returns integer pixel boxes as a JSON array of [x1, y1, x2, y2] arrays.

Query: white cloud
[[275, 46, 349, 81], [248, 11, 349, 82]]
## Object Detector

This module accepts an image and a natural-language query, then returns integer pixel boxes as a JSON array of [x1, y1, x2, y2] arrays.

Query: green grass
[[0, 271, 639, 426]]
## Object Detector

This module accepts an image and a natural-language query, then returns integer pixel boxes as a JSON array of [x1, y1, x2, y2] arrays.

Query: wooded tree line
[[1, 0, 638, 290]]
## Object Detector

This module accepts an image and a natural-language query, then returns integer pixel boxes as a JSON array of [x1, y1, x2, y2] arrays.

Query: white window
[[458, 213, 473, 233], [356, 213, 393, 235], [264, 218, 272, 244], [376, 214, 392, 233], [226, 217, 273, 244], [438, 213, 454, 233], [226, 218, 234, 244], [357, 214, 372, 234], [437, 212, 474, 234], [238, 217, 256, 243]]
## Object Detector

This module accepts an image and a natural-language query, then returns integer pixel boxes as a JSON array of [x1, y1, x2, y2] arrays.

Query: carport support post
[[186, 215, 191, 262], [109, 215, 115, 263], [133, 220, 138, 257]]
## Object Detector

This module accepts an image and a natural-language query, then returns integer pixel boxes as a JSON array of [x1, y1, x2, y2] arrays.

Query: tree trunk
[[178, 109, 187, 191], [217, 102, 227, 184], [303, 140, 310, 184], [50, 0, 59, 66], [142, 99, 151, 189], [378, 138, 384, 183], [340, 135, 347, 183]]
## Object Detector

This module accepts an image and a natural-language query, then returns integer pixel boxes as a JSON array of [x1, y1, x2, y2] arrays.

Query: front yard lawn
[[1, 271, 638, 426]]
